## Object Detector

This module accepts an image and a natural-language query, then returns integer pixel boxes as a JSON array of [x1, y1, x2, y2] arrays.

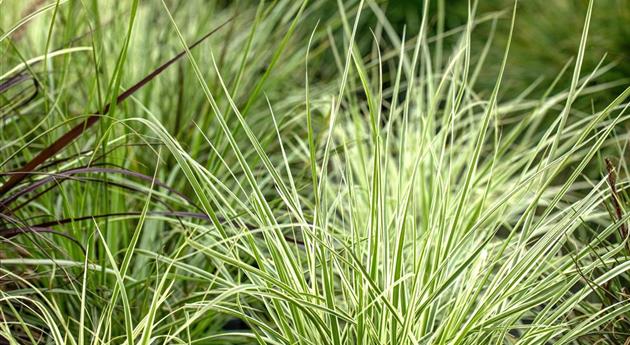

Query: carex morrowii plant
[[1, 0, 630, 344]]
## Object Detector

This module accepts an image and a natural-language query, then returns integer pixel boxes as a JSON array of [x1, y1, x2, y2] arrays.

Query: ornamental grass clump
[[1, 0, 629, 344]]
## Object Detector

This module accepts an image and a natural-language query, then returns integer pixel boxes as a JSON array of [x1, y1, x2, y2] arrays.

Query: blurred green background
[[385, 0, 629, 97]]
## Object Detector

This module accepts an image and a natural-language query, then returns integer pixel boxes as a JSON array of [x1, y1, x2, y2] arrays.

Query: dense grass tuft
[[1, 1, 629, 344]]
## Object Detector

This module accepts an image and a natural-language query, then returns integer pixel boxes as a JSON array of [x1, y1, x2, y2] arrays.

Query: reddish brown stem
[[605, 158, 629, 248], [0, 16, 234, 198]]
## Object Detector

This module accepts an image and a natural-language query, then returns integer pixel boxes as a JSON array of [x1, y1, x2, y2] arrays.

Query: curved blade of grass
[[0, 16, 234, 197]]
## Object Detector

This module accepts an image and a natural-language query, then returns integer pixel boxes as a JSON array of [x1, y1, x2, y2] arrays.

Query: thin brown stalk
[[0, 16, 235, 198]]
